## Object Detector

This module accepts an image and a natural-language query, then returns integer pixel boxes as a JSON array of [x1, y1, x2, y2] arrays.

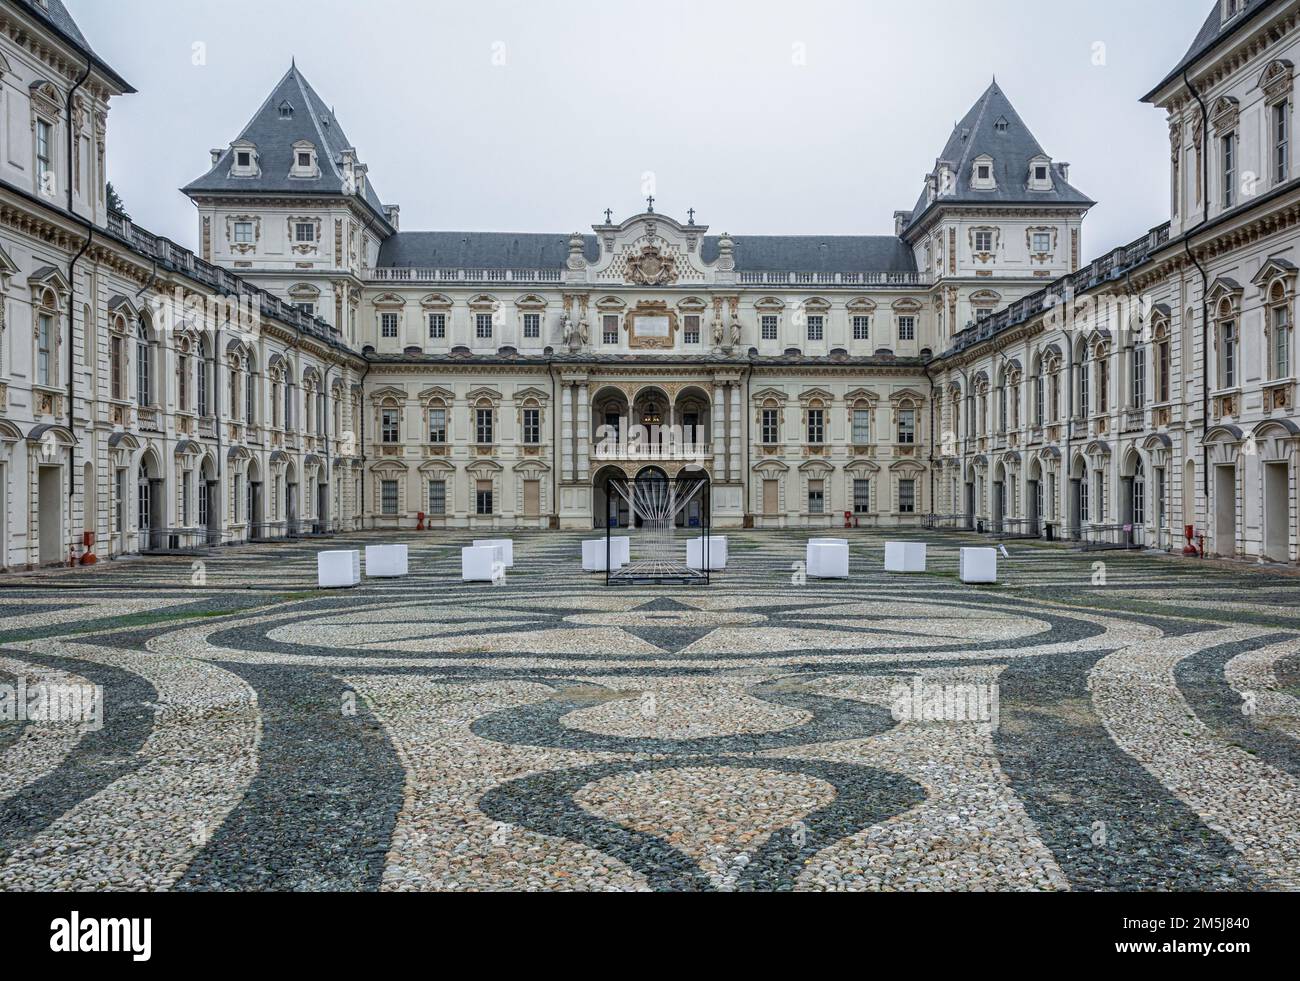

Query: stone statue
[[563, 317, 588, 351], [711, 318, 725, 348], [728, 317, 742, 347]]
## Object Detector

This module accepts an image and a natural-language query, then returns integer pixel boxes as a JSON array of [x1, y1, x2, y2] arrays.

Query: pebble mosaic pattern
[[1, 529, 1298, 891]]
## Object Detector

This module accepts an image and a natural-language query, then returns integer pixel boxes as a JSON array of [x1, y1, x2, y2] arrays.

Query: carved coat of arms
[[626, 244, 677, 286]]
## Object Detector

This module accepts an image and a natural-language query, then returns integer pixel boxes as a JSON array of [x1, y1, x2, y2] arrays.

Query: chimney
[[384, 205, 400, 230], [210, 148, 223, 165], [1059, 162, 1070, 181]]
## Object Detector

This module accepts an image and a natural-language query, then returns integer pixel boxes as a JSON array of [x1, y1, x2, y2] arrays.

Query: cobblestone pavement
[[1, 529, 1298, 891]]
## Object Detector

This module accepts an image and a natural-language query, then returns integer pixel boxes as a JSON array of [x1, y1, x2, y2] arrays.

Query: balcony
[[365, 267, 564, 284], [592, 440, 713, 463]]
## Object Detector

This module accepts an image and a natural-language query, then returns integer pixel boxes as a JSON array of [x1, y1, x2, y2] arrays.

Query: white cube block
[[473, 539, 514, 568], [959, 547, 998, 584], [808, 538, 849, 548], [365, 544, 409, 578], [462, 545, 505, 582], [582, 538, 612, 572], [807, 542, 849, 579], [609, 536, 630, 568], [884, 541, 927, 574], [317, 550, 360, 588], [687, 535, 727, 571]]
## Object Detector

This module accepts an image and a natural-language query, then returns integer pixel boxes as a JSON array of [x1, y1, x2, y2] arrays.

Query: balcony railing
[[365, 267, 564, 284], [592, 440, 713, 462], [736, 271, 933, 287]]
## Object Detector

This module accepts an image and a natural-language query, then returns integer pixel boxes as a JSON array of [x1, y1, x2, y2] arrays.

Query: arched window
[[196, 337, 209, 416], [245, 359, 256, 423], [1133, 458, 1146, 526], [137, 464, 151, 532]]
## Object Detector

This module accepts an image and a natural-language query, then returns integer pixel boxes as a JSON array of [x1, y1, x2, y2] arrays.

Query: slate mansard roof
[[1142, 0, 1277, 102], [903, 81, 1092, 235], [377, 231, 918, 274], [183, 63, 389, 226], [17, 0, 134, 92]]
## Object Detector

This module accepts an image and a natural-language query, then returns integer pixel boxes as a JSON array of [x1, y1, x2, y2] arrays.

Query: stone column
[[560, 383, 573, 482], [712, 382, 726, 476], [729, 384, 742, 483], [576, 382, 590, 480]]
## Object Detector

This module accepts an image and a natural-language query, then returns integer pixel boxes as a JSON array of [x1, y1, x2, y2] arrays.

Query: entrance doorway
[[38, 465, 61, 565], [1264, 462, 1289, 562], [1214, 464, 1237, 558]]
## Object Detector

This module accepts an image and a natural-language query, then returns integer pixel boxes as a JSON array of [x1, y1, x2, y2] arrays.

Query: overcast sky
[[71, 0, 1208, 260]]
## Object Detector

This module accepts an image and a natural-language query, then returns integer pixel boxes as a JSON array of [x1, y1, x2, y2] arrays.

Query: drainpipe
[[547, 359, 558, 529], [1184, 67, 1212, 504], [214, 319, 223, 545], [322, 362, 333, 530], [923, 360, 937, 514], [357, 359, 371, 528], [743, 360, 752, 520], [64, 50, 93, 562]]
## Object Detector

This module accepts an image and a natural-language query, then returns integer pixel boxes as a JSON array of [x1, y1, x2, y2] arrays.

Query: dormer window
[[290, 141, 319, 178], [1028, 156, 1054, 191], [971, 155, 996, 190], [1222, 0, 1242, 22], [229, 142, 259, 177], [278, 100, 294, 119]]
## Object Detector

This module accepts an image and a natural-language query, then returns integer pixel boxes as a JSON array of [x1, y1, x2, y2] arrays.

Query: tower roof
[[1142, 0, 1275, 103], [903, 80, 1092, 236], [182, 63, 389, 227], [16, 0, 133, 93]]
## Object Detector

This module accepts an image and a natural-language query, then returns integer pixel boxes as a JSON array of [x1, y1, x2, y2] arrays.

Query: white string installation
[[609, 476, 708, 581]]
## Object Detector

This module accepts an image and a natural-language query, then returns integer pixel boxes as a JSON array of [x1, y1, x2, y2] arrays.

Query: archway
[[593, 464, 629, 528]]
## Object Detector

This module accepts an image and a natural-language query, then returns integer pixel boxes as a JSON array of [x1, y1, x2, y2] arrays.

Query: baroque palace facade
[[0, 0, 1297, 568]]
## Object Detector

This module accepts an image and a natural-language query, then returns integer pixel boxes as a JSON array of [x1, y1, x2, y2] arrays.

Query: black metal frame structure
[[605, 472, 711, 586]]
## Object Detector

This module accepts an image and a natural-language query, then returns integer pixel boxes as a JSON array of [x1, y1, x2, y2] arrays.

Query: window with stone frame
[[852, 316, 870, 341], [476, 479, 494, 515], [522, 407, 541, 445], [683, 315, 701, 345], [1132, 345, 1147, 407], [475, 313, 494, 340], [807, 479, 824, 514], [1217, 300, 1238, 389], [1269, 281, 1293, 379], [761, 407, 780, 444], [761, 315, 779, 341], [806, 407, 825, 445], [475, 406, 494, 444], [853, 478, 871, 514], [852, 407, 871, 444], [381, 480, 398, 515], [522, 312, 541, 340], [897, 407, 916, 444], [1274, 100, 1291, 185], [806, 315, 824, 342], [427, 404, 447, 444], [898, 478, 916, 514], [602, 315, 619, 345], [381, 312, 399, 338], [381, 405, 401, 443], [428, 313, 446, 339], [897, 316, 916, 341], [427, 480, 446, 515]]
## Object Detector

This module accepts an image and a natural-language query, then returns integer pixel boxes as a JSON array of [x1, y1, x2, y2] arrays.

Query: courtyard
[[0, 529, 1297, 892]]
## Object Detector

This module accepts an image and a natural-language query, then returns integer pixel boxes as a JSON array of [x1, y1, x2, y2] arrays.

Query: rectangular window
[[475, 313, 494, 340], [182, 474, 192, 526], [807, 479, 824, 514], [381, 480, 398, 515], [897, 409, 915, 444], [1158, 341, 1171, 401], [1223, 320, 1236, 388], [853, 479, 871, 514], [297, 152, 312, 169], [898, 479, 916, 514], [233, 475, 242, 523], [806, 315, 824, 342], [111, 335, 124, 400], [602, 315, 619, 345], [1276, 102, 1290, 185], [381, 408, 400, 443], [381, 312, 399, 338], [806, 408, 824, 445], [1035, 375, 1044, 425], [475, 407, 494, 444], [897, 316, 916, 341], [761, 408, 780, 445], [683, 314, 701, 345], [427, 313, 446, 339], [116, 469, 127, 534], [852, 408, 871, 444], [522, 408, 541, 444], [37, 313, 52, 386], [295, 222, 316, 243], [522, 313, 540, 339], [761, 315, 778, 341], [1274, 305, 1291, 378], [36, 119, 52, 192], [476, 480, 494, 515], [1222, 133, 1235, 208], [428, 408, 446, 444], [975, 230, 993, 253], [762, 479, 779, 514], [1132, 347, 1146, 407], [234, 222, 253, 244], [1032, 231, 1052, 253], [852, 316, 870, 341], [296, 302, 314, 317], [427, 480, 446, 515]]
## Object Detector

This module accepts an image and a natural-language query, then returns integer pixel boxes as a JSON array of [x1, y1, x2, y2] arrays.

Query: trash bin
[[1045, 522, 1055, 542]]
